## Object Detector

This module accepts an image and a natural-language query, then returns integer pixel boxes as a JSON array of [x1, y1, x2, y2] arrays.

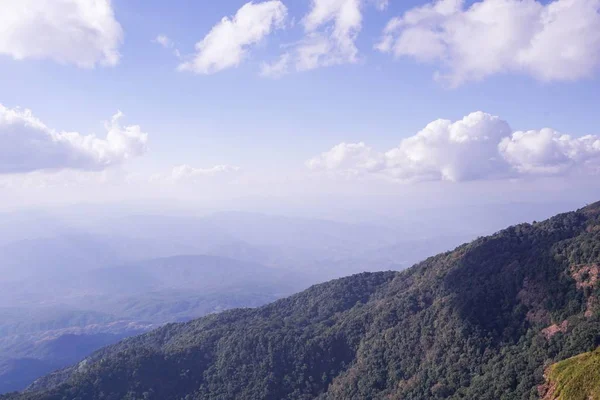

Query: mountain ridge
[[4, 201, 600, 399], [0, 254, 309, 395]]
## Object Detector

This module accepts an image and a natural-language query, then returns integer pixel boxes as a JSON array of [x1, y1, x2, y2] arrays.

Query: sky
[[0, 0, 600, 215]]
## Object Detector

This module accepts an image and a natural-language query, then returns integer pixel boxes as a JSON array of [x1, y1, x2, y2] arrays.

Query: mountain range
[[4, 202, 600, 399], [0, 255, 306, 394], [0, 207, 496, 394]]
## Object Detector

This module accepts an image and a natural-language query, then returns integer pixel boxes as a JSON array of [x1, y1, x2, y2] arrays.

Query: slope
[[540, 347, 600, 400]]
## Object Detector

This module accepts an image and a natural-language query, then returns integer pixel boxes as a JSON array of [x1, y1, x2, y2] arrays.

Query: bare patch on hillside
[[538, 381, 556, 400], [571, 264, 600, 289], [542, 320, 569, 340]]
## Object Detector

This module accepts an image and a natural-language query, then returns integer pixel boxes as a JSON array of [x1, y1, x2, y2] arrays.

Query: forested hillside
[[5, 202, 600, 400]]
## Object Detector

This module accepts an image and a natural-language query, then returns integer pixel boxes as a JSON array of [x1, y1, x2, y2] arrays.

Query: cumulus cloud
[[262, 0, 366, 76], [307, 112, 600, 182], [499, 129, 600, 175], [376, 0, 600, 86], [152, 165, 242, 184], [261, 0, 390, 77], [0, 0, 123, 68], [178, 1, 287, 74], [0, 105, 148, 174], [306, 142, 385, 176], [302, 0, 362, 66]]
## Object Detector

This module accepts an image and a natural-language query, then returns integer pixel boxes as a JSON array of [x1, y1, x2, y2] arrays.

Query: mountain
[[0, 255, 306, 316], [0, 360, 56, 396], [1, 206, 546, 285], [0, 306, 149, 395], [0, 333, 136, 394], [5, 202, 600, 399], [0, 235, 125, 282], [0, 255, 309, 394]]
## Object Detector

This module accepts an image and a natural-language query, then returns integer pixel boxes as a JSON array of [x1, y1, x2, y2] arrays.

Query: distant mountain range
[[0, 204, 577, 283], [4, 202, 600, 399], [0, 254, 307, 394], [0, 209, 480, 394]]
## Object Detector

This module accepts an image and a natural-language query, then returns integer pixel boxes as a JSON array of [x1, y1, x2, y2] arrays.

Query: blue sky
[[0, 0, 599, 211]]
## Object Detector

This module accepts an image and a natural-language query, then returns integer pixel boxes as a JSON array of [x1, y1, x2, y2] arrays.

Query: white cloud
[[178, 1, 287, 74], [152, 165, 242, 184], [376, 0, 600, 86], [154, 34, 173, 48], [0, 105, 148, 174], [306, 142, 385, 177], [308, 112, 600, 182], [371, 0, 389, 11], [260, 53, 291, 78], [499, 129, 600, 175], [0, 0, 123, 68], [384, 112, 512, 182], [302, 0, 363, 65], [154, 34, 181, 58], [262, 0, 365, 76]]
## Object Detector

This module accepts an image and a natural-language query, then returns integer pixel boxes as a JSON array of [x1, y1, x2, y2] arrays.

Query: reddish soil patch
[[538, 366, 556, 399], [585, 224, 600, 233], [542, 320, 569, 340], [571, 264, 600, 290], [538, 381, 557, 400]]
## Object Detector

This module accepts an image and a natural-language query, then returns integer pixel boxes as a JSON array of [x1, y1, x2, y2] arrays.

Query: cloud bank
[[151, 165, 242, 184], [178, 1, 287, 74], [308, 112, 600, 182], [376, 0, 600, 86], [0, 0, 123, 68], [0, 105, 148, 174]]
